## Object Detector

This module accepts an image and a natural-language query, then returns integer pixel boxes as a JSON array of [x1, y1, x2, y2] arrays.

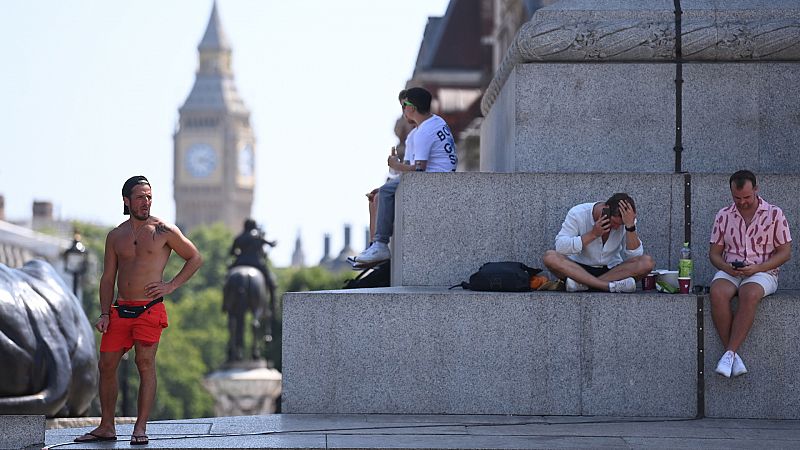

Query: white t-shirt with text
[[411, 114, 458, 172]]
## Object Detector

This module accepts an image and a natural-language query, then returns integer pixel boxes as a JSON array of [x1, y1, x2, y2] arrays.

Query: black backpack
[[452, 261, 541, 292], [343, 261, 391, 289]]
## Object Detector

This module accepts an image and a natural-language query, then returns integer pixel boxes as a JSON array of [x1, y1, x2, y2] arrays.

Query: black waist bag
[[452, 262, 541, 292], [114, 297, 164, 318]]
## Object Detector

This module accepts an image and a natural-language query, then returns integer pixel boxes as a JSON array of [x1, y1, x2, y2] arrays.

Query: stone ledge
[[0, 415, 44, 449], [703, 291, 800, 419], [282, 289, 697, 417], [283, 288, 800, 419], [46, 416, 136, 430], [392, 172, 800, 290]]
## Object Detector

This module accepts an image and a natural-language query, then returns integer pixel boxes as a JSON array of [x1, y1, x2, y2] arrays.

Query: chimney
[[343, 224, 351, 248], [33, 201, 53, 221], [335, 224, 356, 261], [0, 194, 5, 221], [32, 200, 54, 231], [319, 233, 332, 265]]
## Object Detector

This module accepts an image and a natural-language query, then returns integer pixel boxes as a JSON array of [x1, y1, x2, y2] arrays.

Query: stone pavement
[[45, 414, 800, 449]]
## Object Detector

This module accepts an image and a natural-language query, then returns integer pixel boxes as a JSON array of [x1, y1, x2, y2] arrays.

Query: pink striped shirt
[[710, 197, 792, 276]]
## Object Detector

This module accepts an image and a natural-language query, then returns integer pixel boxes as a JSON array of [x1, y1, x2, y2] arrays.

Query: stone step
[[282, 288, 800, 419], [283, 288, 698, 417], [0, 415, 44, 449], [703, 294, 800, 419], [392, 172, 800, 290]]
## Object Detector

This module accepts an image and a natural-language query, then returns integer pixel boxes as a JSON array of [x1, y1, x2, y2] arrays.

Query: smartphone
[[732, 260, 746, 269], [601, 207, 611, 220]]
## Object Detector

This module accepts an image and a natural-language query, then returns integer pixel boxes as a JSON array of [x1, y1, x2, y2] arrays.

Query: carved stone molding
[[482, 8, 800, 115], [683, 19, 800, 60]]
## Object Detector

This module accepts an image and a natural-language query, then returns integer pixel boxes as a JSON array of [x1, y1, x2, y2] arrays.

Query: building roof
[[180, 2, 248, 116], [412, 0, 490, 87], [198, 1, 231, 52], [180, 76, 248, 114]]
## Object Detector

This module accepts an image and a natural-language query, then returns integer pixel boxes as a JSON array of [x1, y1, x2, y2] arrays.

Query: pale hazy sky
[[0, 0, 450, 267]]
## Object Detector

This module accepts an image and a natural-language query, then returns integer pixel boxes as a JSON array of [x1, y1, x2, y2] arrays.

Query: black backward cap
[[122, 175, 150, 215]]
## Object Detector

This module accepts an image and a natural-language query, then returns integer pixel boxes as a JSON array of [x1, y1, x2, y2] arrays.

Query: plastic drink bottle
[[679, 242, 692, 278]]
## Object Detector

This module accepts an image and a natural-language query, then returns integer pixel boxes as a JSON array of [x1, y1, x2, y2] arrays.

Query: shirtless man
[[75, 176, 202, 445]]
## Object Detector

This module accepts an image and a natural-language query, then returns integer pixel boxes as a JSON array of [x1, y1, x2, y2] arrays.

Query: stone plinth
[[392, 172, 800, 290], [282, 288, 697, 417], [0, 415, 44, 449], [203, 364, 282, 416], [479, 0, 800, 174], [481, 63, 676, 174], [704, 293, 800, 419]]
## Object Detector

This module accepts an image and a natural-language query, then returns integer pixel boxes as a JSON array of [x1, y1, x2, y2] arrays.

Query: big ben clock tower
[[174, 1, 255, 233]]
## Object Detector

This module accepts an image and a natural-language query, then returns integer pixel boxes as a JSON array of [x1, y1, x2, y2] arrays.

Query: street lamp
[[63, 231, 87, 295]]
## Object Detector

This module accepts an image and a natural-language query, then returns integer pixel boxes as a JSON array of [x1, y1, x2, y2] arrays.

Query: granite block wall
[[393, 172, 674, 287], [0, 415, 45, 449], [393, 172, 800, 290], [480, 61, 800, 175], [282, 288, 697, 417], [703, 293, 800, 419]]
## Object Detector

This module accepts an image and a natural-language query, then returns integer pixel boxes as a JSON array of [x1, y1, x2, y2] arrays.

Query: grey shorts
[[711, 270, 778, 296]]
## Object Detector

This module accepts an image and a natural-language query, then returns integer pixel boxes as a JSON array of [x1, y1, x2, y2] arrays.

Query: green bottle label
[[679, 259, 693, 278]]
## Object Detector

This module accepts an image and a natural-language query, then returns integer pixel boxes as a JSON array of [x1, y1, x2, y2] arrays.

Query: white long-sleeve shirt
[[554, 202, 643, 268]]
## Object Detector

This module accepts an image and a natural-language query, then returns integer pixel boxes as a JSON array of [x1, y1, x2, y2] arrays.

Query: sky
[[0, 0, 450, 267]]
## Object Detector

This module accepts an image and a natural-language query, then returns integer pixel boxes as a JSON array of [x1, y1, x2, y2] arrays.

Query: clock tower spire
[[173, 0, 256, 233]]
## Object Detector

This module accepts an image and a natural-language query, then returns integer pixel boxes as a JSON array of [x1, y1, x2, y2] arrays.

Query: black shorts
[[576, 262, 610, 278]]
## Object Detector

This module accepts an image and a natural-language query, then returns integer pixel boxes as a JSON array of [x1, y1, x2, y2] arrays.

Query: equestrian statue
[[222, 219, 277, 364]]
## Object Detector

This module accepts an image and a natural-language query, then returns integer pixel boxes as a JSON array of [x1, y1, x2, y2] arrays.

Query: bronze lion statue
[[0, 260, 97, 417]]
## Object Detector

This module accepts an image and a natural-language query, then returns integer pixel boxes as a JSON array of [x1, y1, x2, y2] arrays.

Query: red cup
[[643, 274, 656, 291], [678, 277, 691, 294]]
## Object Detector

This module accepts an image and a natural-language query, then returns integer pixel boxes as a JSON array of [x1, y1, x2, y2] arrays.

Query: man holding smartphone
[[710, 170, 792, 378], [542, 193, 655, 292]]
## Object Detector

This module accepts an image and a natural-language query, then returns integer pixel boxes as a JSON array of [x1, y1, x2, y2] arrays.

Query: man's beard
[[132, 211, 150, 221]]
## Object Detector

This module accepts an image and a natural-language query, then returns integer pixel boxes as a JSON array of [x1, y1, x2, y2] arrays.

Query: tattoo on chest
[[155, 223, 170, 238]]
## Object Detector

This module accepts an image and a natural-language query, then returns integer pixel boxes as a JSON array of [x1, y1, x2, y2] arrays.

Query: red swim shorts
[[100, 298, 169, 353]]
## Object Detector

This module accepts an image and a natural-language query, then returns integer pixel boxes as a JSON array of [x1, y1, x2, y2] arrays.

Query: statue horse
[[0, 260, 98, 417], [222, 265, 275, 363]]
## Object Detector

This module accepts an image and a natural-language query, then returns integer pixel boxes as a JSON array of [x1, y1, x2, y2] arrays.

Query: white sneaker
[[566, 278, 588, 292], [351, 241, 390, 264], [732, 353, 748, 377], [609, 277, 636, 293], [715, 350, 735, 377]]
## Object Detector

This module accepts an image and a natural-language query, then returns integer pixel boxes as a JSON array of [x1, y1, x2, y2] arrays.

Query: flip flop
[[130, 434, 149, 445], [73, 431, 117, 442]]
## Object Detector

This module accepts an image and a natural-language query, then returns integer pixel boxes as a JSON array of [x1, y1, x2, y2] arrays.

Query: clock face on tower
[[186, 143, 218, 178], [237, 144, 255, 177]]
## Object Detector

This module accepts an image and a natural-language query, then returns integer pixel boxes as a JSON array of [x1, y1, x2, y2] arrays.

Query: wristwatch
[[625, 225, 637, 232]]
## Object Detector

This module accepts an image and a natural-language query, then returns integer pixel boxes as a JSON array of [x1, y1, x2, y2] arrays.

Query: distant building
[[320, 225, 358, 272], [399, 0, 556, 171], [290, 232, 306, 268], [174, 1, 256, 233], [0, 199, 72, 271]]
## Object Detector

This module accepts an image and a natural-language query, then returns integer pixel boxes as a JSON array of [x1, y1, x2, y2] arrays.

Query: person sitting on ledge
[[709, 170, 792, 378], [350, 86, 458, 266], [543, 193, 655, 293]]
